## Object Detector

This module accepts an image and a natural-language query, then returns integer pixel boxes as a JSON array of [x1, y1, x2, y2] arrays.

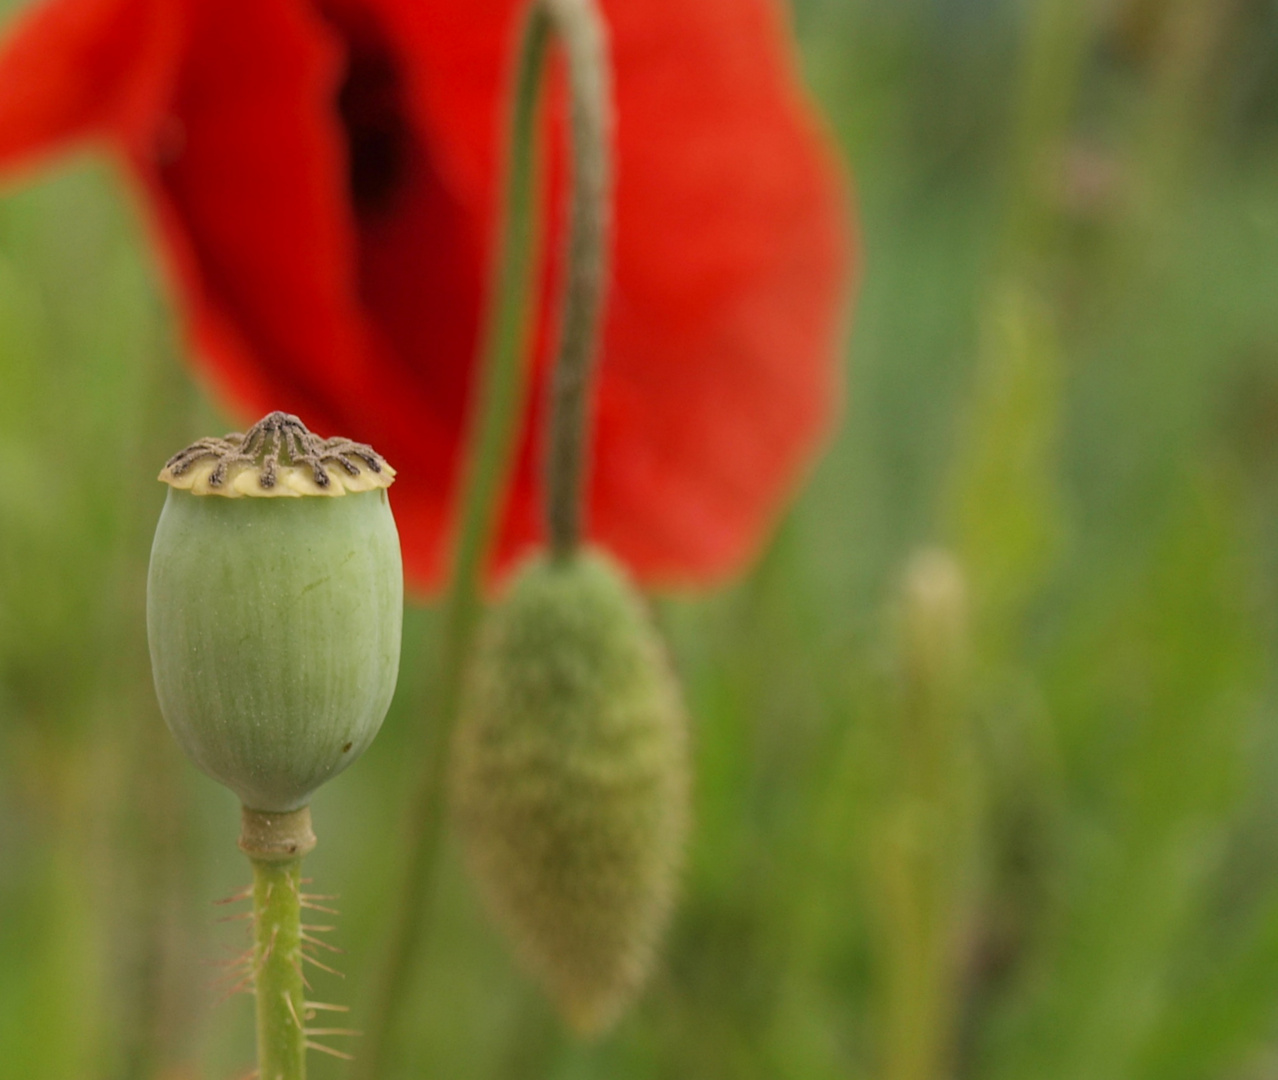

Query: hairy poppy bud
[[452, 550, 689, 1034], [147, 412, 403, 813]]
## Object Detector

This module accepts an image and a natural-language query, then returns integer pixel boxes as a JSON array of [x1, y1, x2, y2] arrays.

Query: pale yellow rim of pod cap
[[158, 411, 395, 499]]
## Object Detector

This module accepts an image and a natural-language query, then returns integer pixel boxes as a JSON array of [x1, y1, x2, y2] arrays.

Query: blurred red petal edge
[[0, 0, 185, 171]]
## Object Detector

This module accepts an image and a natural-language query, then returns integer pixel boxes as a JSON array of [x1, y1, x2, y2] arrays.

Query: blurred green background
[[5, 0, 1278, 1078]]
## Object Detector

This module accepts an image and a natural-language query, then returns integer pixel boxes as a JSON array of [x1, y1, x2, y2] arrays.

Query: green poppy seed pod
[[452, 550, 689, 1035], [146, 412, 403, 814]]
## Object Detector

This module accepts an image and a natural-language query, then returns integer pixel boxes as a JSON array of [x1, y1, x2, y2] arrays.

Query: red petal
[[591, 0, 851, 584], [117, 0, 483, 585], [0, 0, 183, 168]]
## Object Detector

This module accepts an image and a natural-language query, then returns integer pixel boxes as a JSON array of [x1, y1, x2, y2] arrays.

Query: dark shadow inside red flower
[[314, 0, 483, 445], [323, 3, 410, 219], [307, 0, 490, 583]]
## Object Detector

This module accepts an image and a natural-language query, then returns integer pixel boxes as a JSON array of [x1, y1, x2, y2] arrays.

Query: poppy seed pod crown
[[147, 412, 403, 813]]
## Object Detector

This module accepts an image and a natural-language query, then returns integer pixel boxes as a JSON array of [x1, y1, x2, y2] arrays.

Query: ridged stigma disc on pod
[[452, 550, 689, 1035], [147, 412, 403, 813]]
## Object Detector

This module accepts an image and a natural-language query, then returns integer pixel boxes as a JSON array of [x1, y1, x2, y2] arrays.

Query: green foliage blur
[[4, 1, 1278, 1078]]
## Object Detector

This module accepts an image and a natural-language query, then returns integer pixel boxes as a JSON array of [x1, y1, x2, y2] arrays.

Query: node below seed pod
[[452, 550, 690, 1035]]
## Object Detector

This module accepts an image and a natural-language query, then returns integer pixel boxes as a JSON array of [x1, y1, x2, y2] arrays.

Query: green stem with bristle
[[359, 1, 613, 1077], [251, 857, 306, 1080]]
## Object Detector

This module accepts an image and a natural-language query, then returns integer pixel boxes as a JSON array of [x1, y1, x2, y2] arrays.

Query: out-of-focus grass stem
[[999, 0, 1093, 269], [949, 0, 1093, 645], [917, 3, 1095, 1074], [875, 551, 977, 1080]]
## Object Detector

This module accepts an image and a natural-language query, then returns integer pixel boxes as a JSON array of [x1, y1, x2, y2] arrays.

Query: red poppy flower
[[0, 0, 851, 591]]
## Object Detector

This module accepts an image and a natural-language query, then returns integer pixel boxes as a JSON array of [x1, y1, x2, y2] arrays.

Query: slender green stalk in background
[[361, 1, 612, 1074], [998, 0, 1093, 264], [355, 19, 548, 1077], [251, 858, 307, 1080], [948, 0, 1091, 639], [875, 551, 976, 1080], [897, 4, 1094, 1074]]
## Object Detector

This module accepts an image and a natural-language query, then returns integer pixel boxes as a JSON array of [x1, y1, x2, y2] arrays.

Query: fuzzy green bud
[[452, 550, 689, 1034], [147, 412, 403, 813]]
